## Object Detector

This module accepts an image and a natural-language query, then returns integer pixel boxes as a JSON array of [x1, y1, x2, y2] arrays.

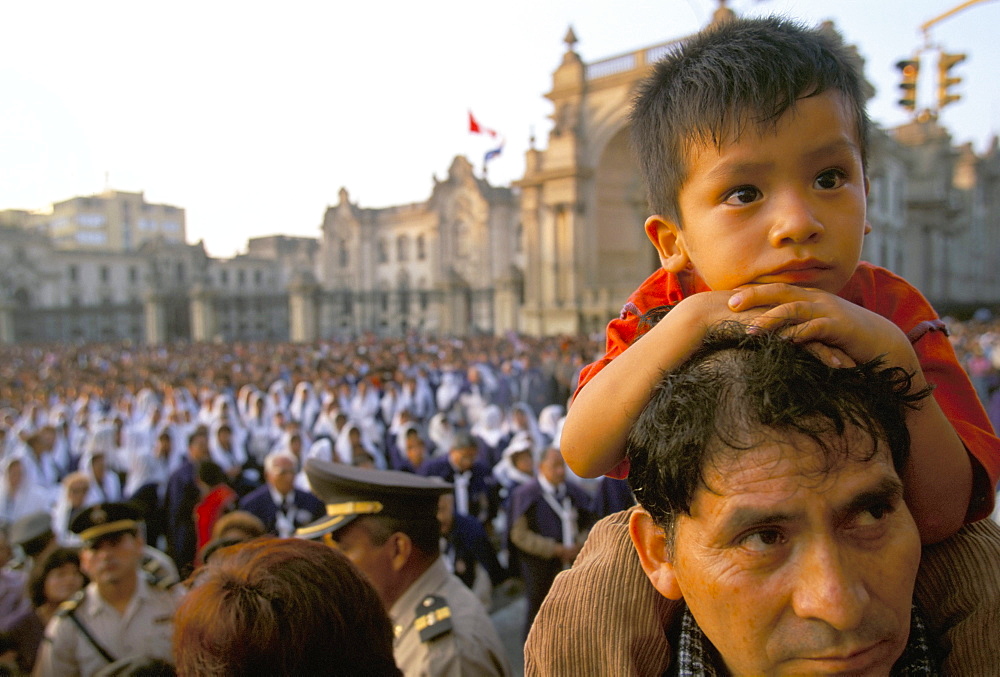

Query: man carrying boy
[[633, 325, 933, 674], [537, 14, 1000, 674]]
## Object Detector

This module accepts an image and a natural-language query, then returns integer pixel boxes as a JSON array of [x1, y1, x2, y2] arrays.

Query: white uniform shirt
[[390, 557, 510, 677], [34, 577, 179, 677]]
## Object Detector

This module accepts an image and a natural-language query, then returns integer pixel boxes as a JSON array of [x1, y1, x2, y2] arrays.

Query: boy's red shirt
[[575, 261, 1000, 521]]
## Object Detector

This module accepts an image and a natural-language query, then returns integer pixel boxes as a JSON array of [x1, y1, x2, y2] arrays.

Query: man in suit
[[437, 493, 507, 607], [164, 427, 210, 576], [419, 431, 493, 526], [509, 446, 593, 639], [238, 451, 323, 537]]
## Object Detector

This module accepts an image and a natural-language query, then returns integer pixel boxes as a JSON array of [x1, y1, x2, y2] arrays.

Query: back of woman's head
[[173, 538, 400, 677]]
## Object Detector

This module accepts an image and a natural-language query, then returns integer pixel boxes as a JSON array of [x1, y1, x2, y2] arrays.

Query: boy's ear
[[863, 176, 872, 234], [629, 508, 683, 600], [645, 215, 690, 273]]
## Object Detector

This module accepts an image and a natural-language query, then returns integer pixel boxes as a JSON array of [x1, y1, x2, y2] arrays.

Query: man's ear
[[645, 215, 690, 273], [629, 508, 683, 600], [388, 532, 412, 572]]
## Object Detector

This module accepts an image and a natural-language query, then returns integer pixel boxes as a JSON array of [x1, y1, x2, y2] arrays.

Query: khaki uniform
[[391, 558, 510, 677], [34, 578, 179, 677]]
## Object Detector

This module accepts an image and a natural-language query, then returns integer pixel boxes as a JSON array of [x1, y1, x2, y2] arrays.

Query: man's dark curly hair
[[626, 323, 931, 543]]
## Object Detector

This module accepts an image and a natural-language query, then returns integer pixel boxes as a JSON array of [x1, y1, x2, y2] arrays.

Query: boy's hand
[[726, 283, 918, 372]]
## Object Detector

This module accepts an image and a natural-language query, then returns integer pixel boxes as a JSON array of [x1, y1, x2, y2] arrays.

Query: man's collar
[[538, 474, 561, 496], [672, 604, 938, 676]]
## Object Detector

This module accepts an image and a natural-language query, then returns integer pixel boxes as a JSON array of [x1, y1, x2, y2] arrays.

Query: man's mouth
[[799, 640, 889, 672]]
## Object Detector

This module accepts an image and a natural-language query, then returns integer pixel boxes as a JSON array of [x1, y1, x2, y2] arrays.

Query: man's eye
[[739, 528, 785, 551], [723, 186, 761, 205], [814, 169, 847, 190], [854, 501, 896, 528]]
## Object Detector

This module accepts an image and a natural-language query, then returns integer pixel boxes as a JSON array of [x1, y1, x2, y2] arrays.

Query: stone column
[[142, 292, 167, 345], [189, 285, 217, 343], [288, 274, 320, 343], [0, 301, 15, 344]]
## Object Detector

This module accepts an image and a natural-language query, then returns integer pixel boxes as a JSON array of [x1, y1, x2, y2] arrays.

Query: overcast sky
[[1, 0, 997, 257]]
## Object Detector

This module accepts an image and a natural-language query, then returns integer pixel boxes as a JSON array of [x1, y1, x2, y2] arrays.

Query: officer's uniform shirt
[[390, 557, 510, 677], [34, 577, 178, 677]]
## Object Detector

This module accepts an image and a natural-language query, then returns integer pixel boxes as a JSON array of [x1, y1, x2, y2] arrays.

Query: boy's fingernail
[[728, 293, 744, 308]]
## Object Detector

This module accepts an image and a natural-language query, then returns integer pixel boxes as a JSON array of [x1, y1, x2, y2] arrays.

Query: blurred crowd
[[1, 316, 998, 674], [0, 332, 628, 674]]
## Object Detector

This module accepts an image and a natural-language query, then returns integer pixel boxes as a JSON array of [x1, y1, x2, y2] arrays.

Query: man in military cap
[[299, 459, 511, 677], [34, 502, 179, 677]]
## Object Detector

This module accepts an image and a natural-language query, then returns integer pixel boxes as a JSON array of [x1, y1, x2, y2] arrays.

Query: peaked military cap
[[71, 502, 143, 546], [298, 459, 452, 540]]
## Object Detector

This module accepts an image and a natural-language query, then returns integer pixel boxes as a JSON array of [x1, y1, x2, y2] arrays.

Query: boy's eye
[[814, 169, 847, 190], [722, 186, 761, 205]]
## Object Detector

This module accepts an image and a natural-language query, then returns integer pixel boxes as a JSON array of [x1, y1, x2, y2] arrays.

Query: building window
[[377, 238, 388, 264], [417, 235, 426, 261], [177, 263, 185, 282], [100, 266, 110, 283], [220, 270, 229, 285], [68, 265, 78, 282], [397, 235, 409, 262], [128, 266, 137, 283], [254, 270, 262, 285], [238, 270, 246, 287]]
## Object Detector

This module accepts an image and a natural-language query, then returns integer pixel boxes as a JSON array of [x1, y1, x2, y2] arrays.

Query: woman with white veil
[[505, 402, 548, 465], [334, 421, 385, 469], [471, 405, 509, 468], [426, 412, 455, 458], [288, 381, 320, 432], [79, 444, 122, 506], [0, 455, 52, 522], [50, 472, 90, 545]]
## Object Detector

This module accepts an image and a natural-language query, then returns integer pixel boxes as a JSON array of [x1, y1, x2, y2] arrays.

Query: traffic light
[[938, 51, 967, 110], [896, 58, 920, 112]]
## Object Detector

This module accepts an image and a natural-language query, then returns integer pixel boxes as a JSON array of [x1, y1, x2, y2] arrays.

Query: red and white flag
[[468, 111, 498, 138]]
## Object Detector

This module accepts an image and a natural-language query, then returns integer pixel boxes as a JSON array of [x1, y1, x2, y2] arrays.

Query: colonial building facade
[[1, 11, 998, 345]]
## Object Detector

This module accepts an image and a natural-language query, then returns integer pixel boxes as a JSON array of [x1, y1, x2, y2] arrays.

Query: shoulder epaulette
[[56, 591, 85, 617], [414, 594, 453, 643]]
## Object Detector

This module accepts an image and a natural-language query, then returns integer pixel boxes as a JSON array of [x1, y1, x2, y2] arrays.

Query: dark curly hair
[[627, 323, 931, 544]]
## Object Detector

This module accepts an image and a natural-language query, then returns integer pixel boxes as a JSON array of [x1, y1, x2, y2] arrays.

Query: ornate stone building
[[1, 11, 998, 345], [314, 156, 522, 338]]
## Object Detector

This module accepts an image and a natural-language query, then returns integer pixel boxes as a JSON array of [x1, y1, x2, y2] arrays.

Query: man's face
[[267, 457, 296, 495], [648, 91, 868, 295], [539, 450, 566, 487], [81, 531, 143, 587], [449, 445, 477, 473], [642, 431, 920, 676], [405, 435, 426, 468], [189, 435, 209, 461], [331, 519, 399, 609]]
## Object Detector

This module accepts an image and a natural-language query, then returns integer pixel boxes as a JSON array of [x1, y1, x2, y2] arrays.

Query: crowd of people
[[0, 331, 638, 675], [0, 314, 997, 674]]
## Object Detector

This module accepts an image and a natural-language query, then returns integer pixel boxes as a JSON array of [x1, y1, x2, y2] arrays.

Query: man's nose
[[790, 538, 869, 631], [768, 191, 824, 246]]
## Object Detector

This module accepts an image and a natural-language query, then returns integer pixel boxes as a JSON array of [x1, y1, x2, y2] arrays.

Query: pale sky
[[1, 0, 997, 258]]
